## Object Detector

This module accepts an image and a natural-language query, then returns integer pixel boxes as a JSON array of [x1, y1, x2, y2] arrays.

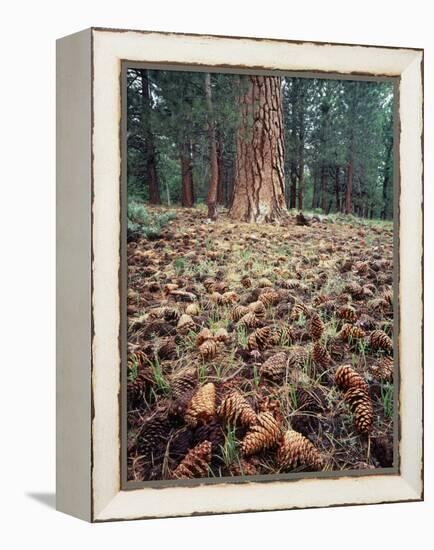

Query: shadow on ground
[[27, 492, 56, 509]]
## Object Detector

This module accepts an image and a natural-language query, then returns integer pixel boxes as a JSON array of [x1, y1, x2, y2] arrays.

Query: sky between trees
[[127, 69, 394, 222]]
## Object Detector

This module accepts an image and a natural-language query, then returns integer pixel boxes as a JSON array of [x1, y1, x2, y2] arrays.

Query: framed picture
[[56, 27, 423, 522]]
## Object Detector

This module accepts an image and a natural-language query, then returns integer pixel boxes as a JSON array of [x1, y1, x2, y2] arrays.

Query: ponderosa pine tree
[[230, 76, 288, 223]]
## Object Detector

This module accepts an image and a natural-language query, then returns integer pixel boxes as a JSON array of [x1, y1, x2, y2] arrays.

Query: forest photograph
[[126, 67, 395, 483]]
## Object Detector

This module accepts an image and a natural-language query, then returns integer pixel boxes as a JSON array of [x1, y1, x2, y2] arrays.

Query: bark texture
[[229, 76, 287, 223], [140, 70, 161, 204], [204, 73, 219, 220], [180, 141, 194, 208]]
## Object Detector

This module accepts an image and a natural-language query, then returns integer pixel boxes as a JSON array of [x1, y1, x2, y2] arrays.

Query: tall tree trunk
[[334, 166, 340, 211], [345, 160, 353, 214], [321, 165, 328, 212], [297, 115, 305, 210], [290, 161, 297, 209], [229, 76, 287, 223], [381, 138, 393, 219], [180, 141, 194, 207], [204, 73, 219, 220], [140, 70, 161, 204], [216, 130, 225, 205]]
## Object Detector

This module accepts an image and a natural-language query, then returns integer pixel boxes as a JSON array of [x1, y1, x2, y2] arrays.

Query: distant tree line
[[127, 69, 394, 222]]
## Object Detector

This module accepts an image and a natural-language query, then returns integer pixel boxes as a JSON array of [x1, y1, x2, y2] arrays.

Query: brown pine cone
[[308, 312, 324, 341], [345, 281, 364, 299], [369, 330, 393, 352], [258, 290, 280, 306], [193, 419, 224, 452], [338, 323, 366, 342], [138, 409, 171, 454], [203, 278, 216, 293], [199, 339, 218, 360], [185, 382, 216, 426], [127, 369, 152, 404], [157, 337, 178, 360], [218, 391, 257, 426], [229, 457, 258, 476], [344, 387, 374, 434], [290, 302, 310, 321], [248, 300, 266, 318], [214, 328, 230, 343], [176, 313, 195, 334], [335, 365, 369, 392], [196, 328, 214, 346], [328, 337, 349, 361], [260, 352, 288, 381], [241, 412, 281, 456], [238, 311, 259, 329], [338, 305, 358, 322], [277, 429, 324, 471], [222, 291, 239, 304], [258, 277, 273, 288], [312, 341, 331, 369], [231, 304, 250, 322], [241, 275, 252, 288], [210, 291, 225, 305], [171, 441, 212, 479], [370, 356, 394, 382], [247, 326, 272, 350], [287, 345, 310, 369], [127, 350, 147, 370], [170, 367, 197, 400]]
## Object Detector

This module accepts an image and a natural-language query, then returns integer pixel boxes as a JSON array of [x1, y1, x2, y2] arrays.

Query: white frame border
[[90, 29, 423, 522]]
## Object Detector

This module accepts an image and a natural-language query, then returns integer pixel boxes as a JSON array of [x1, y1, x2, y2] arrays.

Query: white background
[[1, 0, 431, 548]]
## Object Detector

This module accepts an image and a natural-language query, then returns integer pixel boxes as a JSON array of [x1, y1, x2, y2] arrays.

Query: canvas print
[[125, 68, 395, 483]]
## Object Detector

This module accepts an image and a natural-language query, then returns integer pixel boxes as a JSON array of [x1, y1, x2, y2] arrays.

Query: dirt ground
[[126, 206, 394, 482]]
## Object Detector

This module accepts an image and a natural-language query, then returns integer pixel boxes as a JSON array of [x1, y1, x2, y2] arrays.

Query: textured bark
[[297, 112, 305, 210], [230, 76, 288, 223], [290, 161, 297, 209], [335, 166, 341, 211], [140, 70, 161, 204], [321, 166, 328, 212], [205, 73, 219, 220], [217, 131, 225, 205], [180, 142, 194, 208]]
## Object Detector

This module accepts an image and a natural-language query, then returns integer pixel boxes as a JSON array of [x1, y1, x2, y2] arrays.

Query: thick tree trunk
[[204, 73, 219, 220], [381, 138, 393, 219], [229, 76, 287, 223], [180, 142, 194, 208], [140, 70, 161, 204], [297, 124, 305, 210]]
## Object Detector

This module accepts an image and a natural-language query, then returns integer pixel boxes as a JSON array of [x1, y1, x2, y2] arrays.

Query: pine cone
[[138, 409, 171, 454], [199, 338, 218, 360], [258, 277, 273, 288], [214, 328, 230, 343], [290, 302, 310, 321], [231, 304, 250, 321], [248, 300, 266, 318], [369, 330, 393, 352], [259, 290, 280, 306], [241, 275, 252, 288], [185, 303, 200, 316], [241, 412, 281, 456], [308, 312, 324, 341], [196, 328, 214, 346], [345, 281, 364, 299], [260, 352, 288, 381], [170, 366, 197, 400], [229, 457, 258, 476], [338, 305, 358, 323], [177, 313, 195, 334], [335, 365, 369, 392], [218, 391, 257, 426], [328, 337, 349, 361], [193, 419, 224, 452], [127, 350, 147, 370], [338, 323, 366, 342], [210, 291, 224, 305], [312, 341, 331, 369], [185, 383, 216, 426], [277, 429, 324, 471], [171, 441, 212, 479], [203, 278, 216, 293], [370, 356, 394, 382], [157, 338, 178, 360], [247, 326, 272, 350], [222, 291, 238, 305], [287, 345, 310, 369], [238, 311, 259, 329], [344, 387, 374, 434], [127, 369, 152, 404]]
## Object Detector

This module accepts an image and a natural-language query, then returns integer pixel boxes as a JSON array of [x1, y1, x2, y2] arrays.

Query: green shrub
[[127, 201, 176, 240]]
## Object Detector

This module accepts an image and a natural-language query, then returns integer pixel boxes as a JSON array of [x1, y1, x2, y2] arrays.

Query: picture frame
[[56, 27, 423, 522]]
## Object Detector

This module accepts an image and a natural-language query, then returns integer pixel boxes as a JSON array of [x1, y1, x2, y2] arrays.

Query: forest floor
[[127, 205, 394, 482]]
